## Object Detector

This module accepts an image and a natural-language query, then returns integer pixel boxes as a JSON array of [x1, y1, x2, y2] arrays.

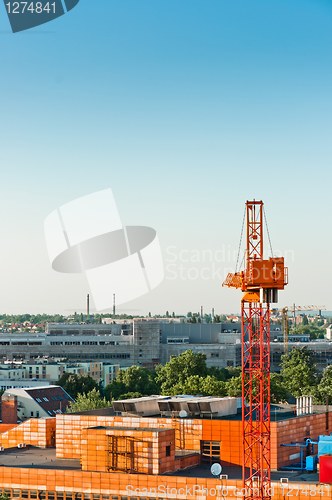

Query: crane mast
[[223, 200, 288, 500]]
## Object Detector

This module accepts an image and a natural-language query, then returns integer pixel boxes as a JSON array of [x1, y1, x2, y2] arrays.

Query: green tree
[[57, 373, 99, 399], [291, 324, 325, 340], [104, 380, 127, 401], [165, 375, 227, 397], [105, 366, 158, 400], [224, 372, 290, 402], [207, 366, 229, 381], [155, 350, 207, 394], [119, 392, 143, 400], [168, 375, 203, 396], [270, 373, 290, 403], [225, 375, 242, 397], [280, 347, 318, 398], [317, 365, 332, 403], [200, 375, 227, 396], [66, 388, 111, 413], [225, 366, 242, 379], [118, 366, 158, 395]]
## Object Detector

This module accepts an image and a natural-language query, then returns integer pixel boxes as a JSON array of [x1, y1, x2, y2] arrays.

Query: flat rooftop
[[0, 447, 80, 470], [88, 426, 172, 432], [170, 463, 319, 484], [217, 405, 326, 422], [0, 447, 319, 484]]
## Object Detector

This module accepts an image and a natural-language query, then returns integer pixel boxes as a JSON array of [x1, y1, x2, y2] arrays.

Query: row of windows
[[1, 489, 161, 500], [272, 351, 332, 364], [0, 342, 43, 346], [50, 341, 124, 346], [25, 353, 131, 361], [49, 330, 118, 336], [0, 340, 131, 347], [166, 338, 189, 344], [57, 353, 131, 360]]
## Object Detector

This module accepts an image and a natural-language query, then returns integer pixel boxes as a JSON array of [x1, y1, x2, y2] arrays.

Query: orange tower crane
[[223, 200, 288, 500]]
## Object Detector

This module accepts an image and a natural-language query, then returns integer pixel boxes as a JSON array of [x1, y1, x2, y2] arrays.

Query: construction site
[[0, 200, 330, 500]]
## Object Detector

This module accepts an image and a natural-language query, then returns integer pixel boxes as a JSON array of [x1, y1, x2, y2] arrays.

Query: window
[[167, 337, 189, 344], [166, 445, 171, 457], [200, 440, 221, 463]]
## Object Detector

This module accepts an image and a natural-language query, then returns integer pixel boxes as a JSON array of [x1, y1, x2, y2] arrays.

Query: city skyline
[[0, 0, 331, 314]]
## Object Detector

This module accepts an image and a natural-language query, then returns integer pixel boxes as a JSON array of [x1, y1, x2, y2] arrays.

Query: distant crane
[[223, 200, 288, 500], [280, 305, 326, 354]]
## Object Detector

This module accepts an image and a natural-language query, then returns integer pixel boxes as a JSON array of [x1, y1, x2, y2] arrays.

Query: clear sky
[[0, 0, 331, 315]]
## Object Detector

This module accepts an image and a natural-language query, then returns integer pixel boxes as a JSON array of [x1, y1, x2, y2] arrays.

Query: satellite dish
[[210, 463, 222, 476], [179, 410, 188, 418]]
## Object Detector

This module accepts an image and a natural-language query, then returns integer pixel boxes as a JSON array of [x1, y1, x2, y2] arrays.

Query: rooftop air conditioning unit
[[17, 443, 26, 448]]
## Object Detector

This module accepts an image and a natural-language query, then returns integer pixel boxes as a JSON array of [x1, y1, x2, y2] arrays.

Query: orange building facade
[[0, 411, 330, 499]]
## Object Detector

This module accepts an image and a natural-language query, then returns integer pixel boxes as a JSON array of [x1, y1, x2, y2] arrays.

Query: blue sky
[[0, 0, 331, 315]]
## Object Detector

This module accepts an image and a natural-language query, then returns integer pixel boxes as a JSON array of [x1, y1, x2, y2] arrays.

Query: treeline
[[290, 323, 326, 340], [58, 351, 243, 412], [58, 348, 332, 413], [0, 313, 66, 324]]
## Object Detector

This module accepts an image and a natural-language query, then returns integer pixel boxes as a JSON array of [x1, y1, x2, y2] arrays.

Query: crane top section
[[223, 200, 288, 302], [246, 200, 264, 263]]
